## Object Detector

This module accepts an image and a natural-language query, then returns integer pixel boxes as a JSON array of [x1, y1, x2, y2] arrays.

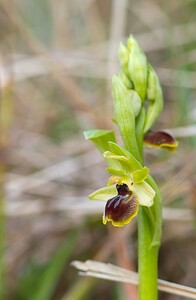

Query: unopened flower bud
[[127, 90, 141, 117], [118, 42, 129, 70], [119, 70, 133, 89], [127, 36, 148, 101], [146, 64, 158, 101], [144, 65, 163, 133]]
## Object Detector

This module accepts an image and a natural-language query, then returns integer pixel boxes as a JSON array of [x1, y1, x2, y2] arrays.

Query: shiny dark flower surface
[[144, 130, 178, 151], [103, 183, 139, 227]]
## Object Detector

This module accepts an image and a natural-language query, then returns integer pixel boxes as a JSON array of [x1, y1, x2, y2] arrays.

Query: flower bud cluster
[[117, 35, 163, 133]]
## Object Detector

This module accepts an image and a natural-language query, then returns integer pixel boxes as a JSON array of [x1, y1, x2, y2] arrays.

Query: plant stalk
[[136, 109, 162, 300], [138, 207, 159, 300]]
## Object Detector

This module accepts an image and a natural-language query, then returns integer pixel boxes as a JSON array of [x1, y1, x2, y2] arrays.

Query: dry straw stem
[[72, 260, 196, 299], [6, 149, 101, 198], [107, 0, 127, 79], [0, 56, 13, 299], [2, 1, 111, 129], [9, 54, 196, 90]]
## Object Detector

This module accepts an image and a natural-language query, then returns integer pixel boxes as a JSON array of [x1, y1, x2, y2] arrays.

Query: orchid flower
[[89, 147, 155, 227]]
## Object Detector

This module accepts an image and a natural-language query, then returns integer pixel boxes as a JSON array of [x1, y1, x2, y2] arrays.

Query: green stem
[[136, 117, 162, 299], [138, 207, 159, 300], [137, 176, 162, 300]]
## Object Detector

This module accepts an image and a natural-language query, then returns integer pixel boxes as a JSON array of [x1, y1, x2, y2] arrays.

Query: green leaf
[[133, 167, 149, 183], [84, 130, 116, 154]]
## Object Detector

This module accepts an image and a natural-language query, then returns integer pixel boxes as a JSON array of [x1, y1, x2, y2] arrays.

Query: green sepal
[[112, 76, 139, 159], [135, 107, 145, 160], [89, 185, 117, 201], [146, 176, 162, 248], [83, 129, 116, 154], [133, 167, 149, 183]]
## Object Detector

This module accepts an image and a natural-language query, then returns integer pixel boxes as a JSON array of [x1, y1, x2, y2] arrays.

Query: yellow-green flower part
[[89, 173, 155, 227]]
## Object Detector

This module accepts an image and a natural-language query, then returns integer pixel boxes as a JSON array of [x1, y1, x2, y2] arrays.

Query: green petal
[[106, 167, 125, 176], [133, 167, 149, 183], [89, 185, 117, 201], [108, 142, 141, 171], [103, 151, 131, 175], [134, 181, 155, 207]]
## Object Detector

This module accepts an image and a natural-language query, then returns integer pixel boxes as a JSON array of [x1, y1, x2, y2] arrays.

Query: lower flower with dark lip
[[89, 172, 155, 227], [103, 184, 139, 227], [88, 143, 156, 227]]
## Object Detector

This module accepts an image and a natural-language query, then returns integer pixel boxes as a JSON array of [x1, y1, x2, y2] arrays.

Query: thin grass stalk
[[0, 65, 12, 299]]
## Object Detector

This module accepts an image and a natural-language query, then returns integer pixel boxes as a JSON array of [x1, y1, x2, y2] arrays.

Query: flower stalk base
[[138, 207, 159, 300]]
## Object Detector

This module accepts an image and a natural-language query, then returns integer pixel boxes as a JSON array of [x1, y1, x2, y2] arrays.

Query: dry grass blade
[[72, 260, 196, 299], [8, 54, 196, 89], [166, 125, 196, 138], [6, 149, 101, 198]]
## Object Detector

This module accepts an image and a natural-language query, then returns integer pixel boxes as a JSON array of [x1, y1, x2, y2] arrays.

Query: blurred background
[[0, 0, 196, 299]]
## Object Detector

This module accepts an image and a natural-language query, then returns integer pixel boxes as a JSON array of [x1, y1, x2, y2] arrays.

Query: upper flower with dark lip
[[144, 130, 179, 151]]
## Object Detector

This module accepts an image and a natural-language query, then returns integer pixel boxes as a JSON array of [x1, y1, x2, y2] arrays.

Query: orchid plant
[[84, 36, 178, 300]]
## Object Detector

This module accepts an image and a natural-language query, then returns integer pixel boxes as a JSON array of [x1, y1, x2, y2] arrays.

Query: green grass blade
[[31, 231, 78, 300]]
